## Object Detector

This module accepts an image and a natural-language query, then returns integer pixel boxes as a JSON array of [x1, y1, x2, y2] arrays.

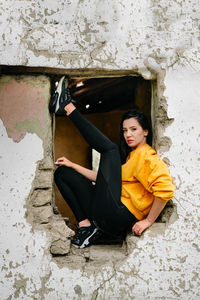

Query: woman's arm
[[132, 198, 166, 236], [56, 157, 97, 182]]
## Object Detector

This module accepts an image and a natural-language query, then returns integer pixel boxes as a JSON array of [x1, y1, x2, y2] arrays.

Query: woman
[[50, 76, 175, 249]]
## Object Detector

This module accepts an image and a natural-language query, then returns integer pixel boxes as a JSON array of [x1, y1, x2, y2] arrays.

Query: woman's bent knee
[[54, 165, 71, 182]]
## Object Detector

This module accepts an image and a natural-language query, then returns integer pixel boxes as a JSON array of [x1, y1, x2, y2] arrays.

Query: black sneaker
[[71, 223, 100, 249], [49, 76, 75, 115]]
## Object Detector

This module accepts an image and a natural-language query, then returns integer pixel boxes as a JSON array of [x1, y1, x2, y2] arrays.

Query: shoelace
[[64, 88, 73, 101]]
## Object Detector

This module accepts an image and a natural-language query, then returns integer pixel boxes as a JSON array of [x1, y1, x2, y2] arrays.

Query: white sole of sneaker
[[55, 76, 65, 113], [72, 228, 99, 249], [80, 228, 99, 248]]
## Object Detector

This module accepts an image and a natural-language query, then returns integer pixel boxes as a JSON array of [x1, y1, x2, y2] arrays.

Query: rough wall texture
[[0, 0, 200, 299]]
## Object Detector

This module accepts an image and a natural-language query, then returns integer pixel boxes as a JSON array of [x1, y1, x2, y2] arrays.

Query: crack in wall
[[91, 262, 116, 300]]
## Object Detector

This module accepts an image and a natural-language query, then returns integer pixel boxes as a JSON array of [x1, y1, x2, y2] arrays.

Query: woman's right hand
[[55, 157, 97, 182], [55, 157, 74, 168]]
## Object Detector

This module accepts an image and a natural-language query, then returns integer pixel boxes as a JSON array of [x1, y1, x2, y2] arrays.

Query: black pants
[[54, 109, 137, 233]]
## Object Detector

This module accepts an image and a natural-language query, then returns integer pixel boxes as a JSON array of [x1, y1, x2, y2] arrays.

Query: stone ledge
[[126, 223, 166, 254], [146, 222, 166, 237], [89, 244, 127, 262]]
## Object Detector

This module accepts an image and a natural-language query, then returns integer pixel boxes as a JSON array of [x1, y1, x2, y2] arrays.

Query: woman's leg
[[54, 166, 94, 223], [68, 109, 121, 195], [66, 105, 119, 153], [65, 105, 132, 233], [54, 165, 101, 248]]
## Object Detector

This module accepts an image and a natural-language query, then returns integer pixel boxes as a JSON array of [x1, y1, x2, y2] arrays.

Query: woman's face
[[123, 117, 148, 148]]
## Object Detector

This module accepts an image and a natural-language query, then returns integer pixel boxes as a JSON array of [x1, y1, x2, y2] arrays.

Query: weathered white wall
[[1, 0, 199, 74], [0, 0, 200, 299]]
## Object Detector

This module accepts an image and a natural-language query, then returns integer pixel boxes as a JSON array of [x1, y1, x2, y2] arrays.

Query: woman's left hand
[[55, 157, 74, 168], [132, 218, 152, 236]]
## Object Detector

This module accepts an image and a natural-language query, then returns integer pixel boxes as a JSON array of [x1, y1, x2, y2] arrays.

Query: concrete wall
[[0, 0, 200, 299]]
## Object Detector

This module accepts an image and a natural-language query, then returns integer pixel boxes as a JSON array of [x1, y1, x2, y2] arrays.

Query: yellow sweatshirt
[[121, 144, 176, 220]]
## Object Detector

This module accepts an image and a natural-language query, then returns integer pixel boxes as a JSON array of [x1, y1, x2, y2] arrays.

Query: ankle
[[64, 102, 76, 116], [78, 219, 91, 227]]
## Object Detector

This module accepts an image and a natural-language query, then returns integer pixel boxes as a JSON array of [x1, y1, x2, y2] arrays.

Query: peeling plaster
[[0, 0, 199, 71], [0, 76, 50, 144], [0, 119, 48, 299]]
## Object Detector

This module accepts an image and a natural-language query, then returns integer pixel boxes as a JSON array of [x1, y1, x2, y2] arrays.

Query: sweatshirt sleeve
[[133, 149, 176, 202]]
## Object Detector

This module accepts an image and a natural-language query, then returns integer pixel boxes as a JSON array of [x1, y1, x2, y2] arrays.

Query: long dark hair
[[120, 111, 152, 164]]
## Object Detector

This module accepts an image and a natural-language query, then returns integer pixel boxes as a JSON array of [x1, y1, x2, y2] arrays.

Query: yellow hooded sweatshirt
[[121, 144, 176, 220]]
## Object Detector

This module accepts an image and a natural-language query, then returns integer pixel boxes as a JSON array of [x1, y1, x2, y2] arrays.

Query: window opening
[[54, 76, 152, 245]]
